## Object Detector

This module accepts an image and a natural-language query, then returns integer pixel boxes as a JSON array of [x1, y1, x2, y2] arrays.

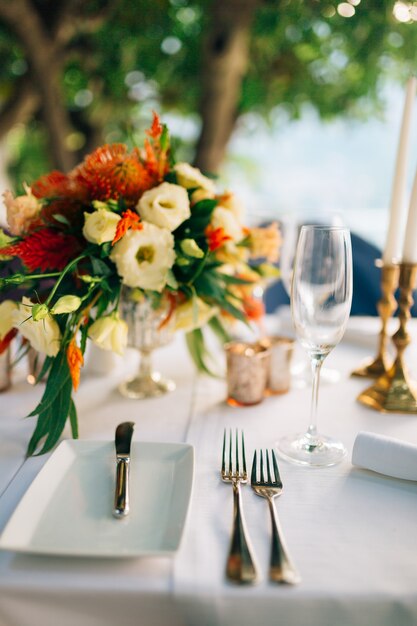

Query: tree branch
[[0, 77, 40, 139]]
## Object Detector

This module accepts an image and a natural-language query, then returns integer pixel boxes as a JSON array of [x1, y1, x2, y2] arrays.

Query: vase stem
[[139, 350, 153, 380]]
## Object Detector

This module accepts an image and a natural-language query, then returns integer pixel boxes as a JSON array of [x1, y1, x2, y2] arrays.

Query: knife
[[113, 421, 135, 518]]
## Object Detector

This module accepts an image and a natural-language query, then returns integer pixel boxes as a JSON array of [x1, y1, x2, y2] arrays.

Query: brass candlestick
[[351, 261, 399, 378], [357, 263, 417, 413]]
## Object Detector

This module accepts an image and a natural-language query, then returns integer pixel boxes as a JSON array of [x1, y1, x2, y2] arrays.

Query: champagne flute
[[277, 225, 352, 467], [280, 214, 342, 386]]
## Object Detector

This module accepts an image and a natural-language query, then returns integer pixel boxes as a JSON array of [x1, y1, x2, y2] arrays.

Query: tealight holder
[[357, 263, 417, 413], [225, 341, 270, 406], [261, 335, 294, 395], [351, 260, 399, 378]]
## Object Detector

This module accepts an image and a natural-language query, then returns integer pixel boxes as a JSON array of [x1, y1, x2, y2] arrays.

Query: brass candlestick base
[[357, 263, 417, 413], [351, 262, 399, 378]]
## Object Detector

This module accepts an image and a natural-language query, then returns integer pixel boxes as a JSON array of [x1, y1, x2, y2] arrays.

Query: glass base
[[118, 372, 176, 399], [277, 432, 346, 467]]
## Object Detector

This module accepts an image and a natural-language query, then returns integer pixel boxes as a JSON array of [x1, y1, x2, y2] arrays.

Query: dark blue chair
[[265, 232, 417, 317]]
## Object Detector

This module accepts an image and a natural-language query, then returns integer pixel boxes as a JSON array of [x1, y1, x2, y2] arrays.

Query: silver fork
[[221, 429, 259, 584], [251, 449, 301, 584]]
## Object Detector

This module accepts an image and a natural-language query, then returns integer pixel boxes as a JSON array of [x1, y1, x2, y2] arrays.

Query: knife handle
[[113, 458, 130, 518]]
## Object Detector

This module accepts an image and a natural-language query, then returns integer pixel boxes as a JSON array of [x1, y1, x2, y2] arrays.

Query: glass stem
[[307, 355, 325, 441], [139, 350, 152, 380]]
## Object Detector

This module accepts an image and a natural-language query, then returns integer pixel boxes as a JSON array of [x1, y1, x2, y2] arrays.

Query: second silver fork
[[251, 449, 301, 584], [221, 429, 259, 584]]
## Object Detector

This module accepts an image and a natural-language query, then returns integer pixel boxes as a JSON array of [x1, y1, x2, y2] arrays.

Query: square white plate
[[0, 440, 194, 558]]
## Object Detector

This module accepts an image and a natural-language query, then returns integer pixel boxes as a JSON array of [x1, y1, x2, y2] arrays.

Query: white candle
[[383, 76, 417, 264], [402, 166, 417, 263]]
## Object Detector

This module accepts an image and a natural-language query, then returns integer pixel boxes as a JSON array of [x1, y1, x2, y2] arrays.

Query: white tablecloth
[[1, 317, 417, 626]]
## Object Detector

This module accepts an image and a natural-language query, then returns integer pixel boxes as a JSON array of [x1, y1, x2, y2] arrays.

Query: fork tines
[[251, 449, 282, 487], [222, 429, 247, 481]]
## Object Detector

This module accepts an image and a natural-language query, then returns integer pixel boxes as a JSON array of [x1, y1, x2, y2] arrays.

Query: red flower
[[205, 224, 232, 252], [112, 209, 143, 245], [0, 229, 82, 272], [74, 144, 153, 206], [0, 328, 18, 355], [31, 171, 89, 229]]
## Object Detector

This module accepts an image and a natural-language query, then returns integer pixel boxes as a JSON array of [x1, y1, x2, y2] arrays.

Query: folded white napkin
[[352, 431, 417, 481]]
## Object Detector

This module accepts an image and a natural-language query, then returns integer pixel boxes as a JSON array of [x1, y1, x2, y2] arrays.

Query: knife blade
[[113, 421, 135, 518]]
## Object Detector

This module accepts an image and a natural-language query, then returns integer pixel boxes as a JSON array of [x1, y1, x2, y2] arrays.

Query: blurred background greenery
[[0, 0, 416, 243]]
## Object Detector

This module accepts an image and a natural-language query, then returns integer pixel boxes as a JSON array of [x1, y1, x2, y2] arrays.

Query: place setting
[[0, 421, 194, 559], [1, 8, 417, 621]]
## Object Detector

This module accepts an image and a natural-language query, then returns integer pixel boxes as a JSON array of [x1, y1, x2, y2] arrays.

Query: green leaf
[[69, 398, 79, 439], [160, 124, 170, 151], [25, 349, 76, 455], [52, 214, 71, 226], [219, 298, 248, 324], [90, 257, 112, 277], [100, 242, 112, 258], [213, 272, 254, 286], [208, 316, 231, 345], [185, 329, 220, 378], [191, 198, 218, 215], [27, 351, 71, 417], [38, 373, 73, 455], [35, 355, 52, 384]]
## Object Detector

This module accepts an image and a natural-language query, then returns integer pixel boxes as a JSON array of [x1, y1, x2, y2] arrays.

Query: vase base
[[118, 372, 176, 399]]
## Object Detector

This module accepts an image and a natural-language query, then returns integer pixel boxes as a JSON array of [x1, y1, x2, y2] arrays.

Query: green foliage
[[1, 0, 415, 184]]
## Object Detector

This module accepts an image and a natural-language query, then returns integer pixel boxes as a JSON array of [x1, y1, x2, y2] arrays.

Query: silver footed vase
[[118, 289, 176, 399]]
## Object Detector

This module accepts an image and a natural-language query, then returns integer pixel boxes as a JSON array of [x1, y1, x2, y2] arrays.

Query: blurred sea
[[224, 81, 417, 251]]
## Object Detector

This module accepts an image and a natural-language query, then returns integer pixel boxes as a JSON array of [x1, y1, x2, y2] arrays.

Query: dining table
[[1, 311, 417, 626]]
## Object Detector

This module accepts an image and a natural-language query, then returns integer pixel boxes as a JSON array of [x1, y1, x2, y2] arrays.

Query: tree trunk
[[194, 0, 260, 174], [0, 0, 76, 172]]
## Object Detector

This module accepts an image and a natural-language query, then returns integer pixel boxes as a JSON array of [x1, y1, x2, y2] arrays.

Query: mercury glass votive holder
[[262, 335, 295, 395], [225, 341, 270, 407]]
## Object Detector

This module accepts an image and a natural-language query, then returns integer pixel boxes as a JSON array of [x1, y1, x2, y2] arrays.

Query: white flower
[[174, 163, 216, 194], [3, 185, 41, 236], [0, 300, 18, 340], [51, 295, 82, 315], [12, 297, 61, 357], [82, 209, 121, 245], [110, 223, 176, 292], [217, 192, 245, 220], [137, 182, 190, 232], [88, 314, 128, 356], [174, 297, 217, 332], [211, 207, 244, 243]]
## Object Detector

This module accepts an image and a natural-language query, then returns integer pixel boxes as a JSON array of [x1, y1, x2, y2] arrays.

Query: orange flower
[[146, 111, 163, 140], [205, 224, 232, 252], [142, 112, 169, 182], [74, 144, 153, 206], [67, 339, 84, 391], [31, 171, 87, 201], [242, 295, 265, 322], [112, 209, 143, 245]]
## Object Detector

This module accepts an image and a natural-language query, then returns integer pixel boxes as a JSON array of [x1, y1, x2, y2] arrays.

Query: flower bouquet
[[0, 114, 280, 456]]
